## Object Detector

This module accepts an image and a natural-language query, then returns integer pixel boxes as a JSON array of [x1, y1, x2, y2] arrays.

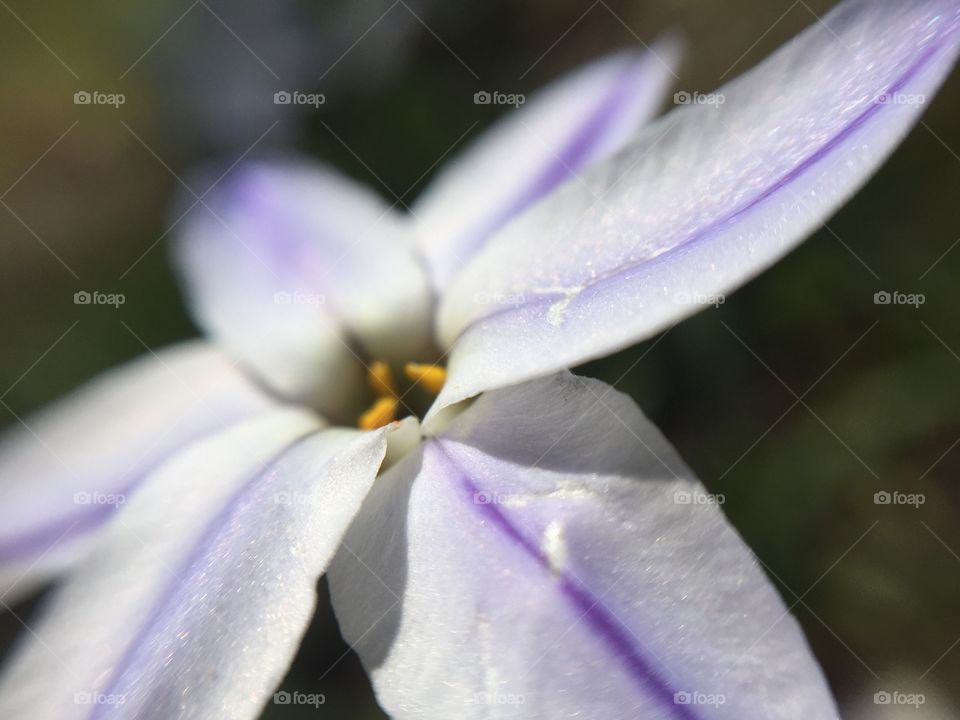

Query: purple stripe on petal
[[573, 25, 959, 301], [431, 442, 700, 720], [1, 447, 203, 563], [85, 432, 313, 720], [434, 0, 960, 413], [0, 410, 330, 719], [85, 426, 386, 720], [0, 342, 276, 602], [0, 504, 112, 563], [446, 60, 655, 276], [333, 373, 840, 718], [173, 160, 433, 419], [416, 45, 680, 289], [459, 25, 958, 335]]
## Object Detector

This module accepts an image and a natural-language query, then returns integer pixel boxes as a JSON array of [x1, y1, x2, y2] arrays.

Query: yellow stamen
[[367, 360, 397, 398], [358, 396, 399, 430], [403, 362, 447, 395]]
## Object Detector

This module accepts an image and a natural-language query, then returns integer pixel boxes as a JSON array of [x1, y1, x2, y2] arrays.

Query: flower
[[1, 0, 958, 718]]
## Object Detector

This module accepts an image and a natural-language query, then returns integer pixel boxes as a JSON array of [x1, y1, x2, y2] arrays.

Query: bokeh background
[[1, 0, 958, 717]]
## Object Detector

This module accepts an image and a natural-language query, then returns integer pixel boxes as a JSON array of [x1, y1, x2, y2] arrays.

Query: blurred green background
[[1, 0, 958, 717]]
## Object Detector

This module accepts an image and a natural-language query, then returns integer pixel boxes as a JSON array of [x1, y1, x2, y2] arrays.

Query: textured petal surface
[[173, 160, 434, 421], [415, 42, 680, 289], [0, 409, 393, 720], [433, 0, 960, 412], [330, 373, 838, 719], [0, 341, 275, 604]]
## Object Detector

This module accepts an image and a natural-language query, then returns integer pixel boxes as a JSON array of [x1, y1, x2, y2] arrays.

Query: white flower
[[1, 1, 958, 718]]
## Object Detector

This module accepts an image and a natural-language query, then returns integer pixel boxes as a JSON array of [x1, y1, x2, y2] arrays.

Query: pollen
[[357, 360, 447, 430], [358, 396, 399, 430], [403, 362, 447, 395], [367, 360, 397, 398]]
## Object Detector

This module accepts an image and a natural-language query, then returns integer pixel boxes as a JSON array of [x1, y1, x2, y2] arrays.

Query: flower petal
[[330, 373, 838, 719], [0, 341, 275, 604], [0, 409, 394, 720], [433, 0, 960, 412], [415, 41, 681, 289], [173, 160, 434, 421]]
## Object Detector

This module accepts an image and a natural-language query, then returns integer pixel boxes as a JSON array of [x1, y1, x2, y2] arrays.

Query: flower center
[[357, 360, 447, 430]]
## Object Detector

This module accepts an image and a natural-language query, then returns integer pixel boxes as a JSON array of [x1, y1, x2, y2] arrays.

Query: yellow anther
[[403, 362, 447, 395], [358, 396, 399, 430], [367, 360, 397, 398]]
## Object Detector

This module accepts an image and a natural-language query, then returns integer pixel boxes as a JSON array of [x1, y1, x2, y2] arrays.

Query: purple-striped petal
[[329, 373, 838, 719], [414, 42, 681, 289], [0, 409, 396, 720], [173, 160, 433, 422], [0, 341, 275, 604], [432, 0, 960, 413]]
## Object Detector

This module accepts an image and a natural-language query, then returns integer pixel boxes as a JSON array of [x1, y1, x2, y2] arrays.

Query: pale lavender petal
[[0, 341, 275, 604], [174, 160, 433, 421], [0, 409, 396, 720], [415, 41, 680, 289], [330, 373, 838, 719], [433, 0, 960, 413]]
